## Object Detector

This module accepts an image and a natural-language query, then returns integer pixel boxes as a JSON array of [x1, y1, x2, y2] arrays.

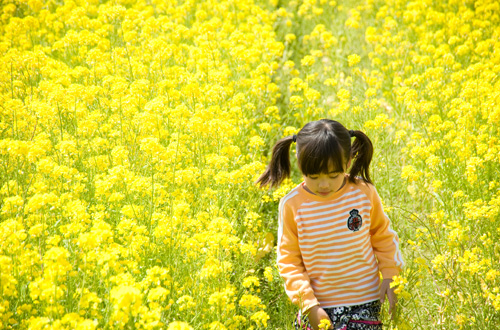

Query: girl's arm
[[277, 199, 319, 313], [368, 185, 404, 279], [368, 185, 402, 315]]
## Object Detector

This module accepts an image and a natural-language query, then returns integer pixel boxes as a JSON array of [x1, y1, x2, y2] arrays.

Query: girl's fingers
[[379, 280, 388, 304], [388, 289, 398, 314]]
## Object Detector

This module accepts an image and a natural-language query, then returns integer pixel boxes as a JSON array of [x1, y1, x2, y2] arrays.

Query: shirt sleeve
[[276, 198, 319, 313], [368, 185, 404, 279]]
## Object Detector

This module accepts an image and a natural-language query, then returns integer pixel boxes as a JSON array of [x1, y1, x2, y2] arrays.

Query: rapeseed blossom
[[0, 0, 285, 328], [167, 322, 193, 330], [347, 54, 361, 67]]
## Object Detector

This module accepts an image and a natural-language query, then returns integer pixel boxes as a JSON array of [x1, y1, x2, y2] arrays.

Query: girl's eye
[[309, 176, 319, 180], [329, 175, 339, 179]]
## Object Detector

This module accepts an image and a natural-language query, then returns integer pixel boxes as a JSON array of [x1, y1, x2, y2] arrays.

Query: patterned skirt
[[294, 300, 382, 330]]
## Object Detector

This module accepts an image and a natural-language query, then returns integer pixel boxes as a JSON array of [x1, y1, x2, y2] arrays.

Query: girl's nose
[[319, 180, 329, 189]]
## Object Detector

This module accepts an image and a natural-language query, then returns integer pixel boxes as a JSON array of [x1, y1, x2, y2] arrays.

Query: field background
[[1, 0, 499, 329]]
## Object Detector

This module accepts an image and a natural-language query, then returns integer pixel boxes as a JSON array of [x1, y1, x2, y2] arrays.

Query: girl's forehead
[[314, 167, 345, 175], [322, 160, 344, 172], [301, 157, 346, 175]]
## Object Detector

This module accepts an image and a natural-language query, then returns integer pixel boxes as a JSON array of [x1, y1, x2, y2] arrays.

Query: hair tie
[[348, 130, 355, 137], [292, 135, 297, 142]]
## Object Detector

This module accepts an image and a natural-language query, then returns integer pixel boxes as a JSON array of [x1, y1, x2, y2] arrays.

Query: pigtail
[[256, 136, 295, 188], [348, 130, 373, 184]]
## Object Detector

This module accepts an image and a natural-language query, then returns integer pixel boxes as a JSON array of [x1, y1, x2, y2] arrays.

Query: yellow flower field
[[0, 0, 499, 329]]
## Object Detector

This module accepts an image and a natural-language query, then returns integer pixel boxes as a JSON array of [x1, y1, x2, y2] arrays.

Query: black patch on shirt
[[347, 209, 362, 232]]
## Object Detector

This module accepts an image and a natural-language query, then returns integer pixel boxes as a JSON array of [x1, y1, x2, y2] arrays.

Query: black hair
[[256, 119, 373, 188]]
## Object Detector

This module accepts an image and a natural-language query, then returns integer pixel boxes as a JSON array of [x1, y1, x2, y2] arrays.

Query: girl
[[257, 119, 404, 330]]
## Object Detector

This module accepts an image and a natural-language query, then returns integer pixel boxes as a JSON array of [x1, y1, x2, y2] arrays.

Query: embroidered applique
[[347, 209, 362, 232]]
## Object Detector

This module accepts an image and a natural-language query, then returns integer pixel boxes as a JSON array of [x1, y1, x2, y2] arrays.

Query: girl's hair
[[256, 119, 373, 188]]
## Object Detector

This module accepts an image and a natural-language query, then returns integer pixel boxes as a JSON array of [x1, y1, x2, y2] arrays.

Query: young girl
[[257, 119, 404, 330]]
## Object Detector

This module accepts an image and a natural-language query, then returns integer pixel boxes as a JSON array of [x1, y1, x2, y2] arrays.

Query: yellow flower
[[1, 195, 24, 216], [239, 294, 262, 310], [148, 287, 169, 303], [301, 55, 316, 67], [347, 54, 361, 67], [208, 286, 236, 313], [285, 33, 296, 43], [345, 9, 361, 29], [209, 321, 227, 330], [28, 317, 51, 330], [319, 319, 331, 329], [324, 78, 338, 87], [43, 247, 72, 277], [290, 95, 304, 108], [167, 321, 194, 330], [336, 88, 350, 100], [401, 165, 422, 183], [110, 285, 142, 316], [242, 276, 260, 288], [250, 310, 269, 328], [258, 123, 272, 132], [177, 295, 196, 312], [264, 267, 273, 282], [304, 88, 321, 102], [249, 136, 265, 149], [364, 114, 395, 130]]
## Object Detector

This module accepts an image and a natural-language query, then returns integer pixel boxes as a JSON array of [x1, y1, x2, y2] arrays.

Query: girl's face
[[302, 160, 351, 198]]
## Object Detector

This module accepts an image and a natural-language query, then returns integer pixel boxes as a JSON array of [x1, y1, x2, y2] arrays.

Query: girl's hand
[[379, 278, 397, 317], [306, 305, 333, 330]]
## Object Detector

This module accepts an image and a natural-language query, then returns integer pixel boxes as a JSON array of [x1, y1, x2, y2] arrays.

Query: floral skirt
[[294, 300, 382, 330]]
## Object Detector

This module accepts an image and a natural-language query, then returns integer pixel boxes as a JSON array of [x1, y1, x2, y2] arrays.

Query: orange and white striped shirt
[[277, 176, 404, 312]]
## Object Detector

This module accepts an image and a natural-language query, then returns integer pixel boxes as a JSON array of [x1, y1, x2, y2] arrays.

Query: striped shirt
[[277, 176, 404, 312]]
